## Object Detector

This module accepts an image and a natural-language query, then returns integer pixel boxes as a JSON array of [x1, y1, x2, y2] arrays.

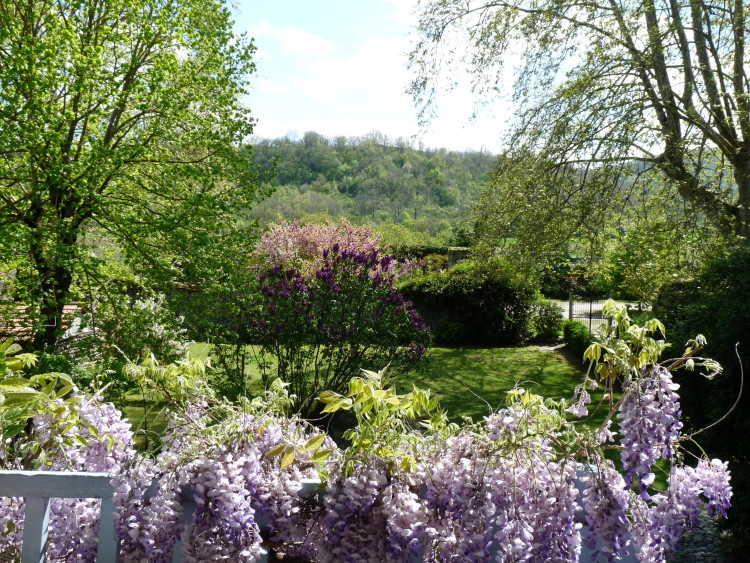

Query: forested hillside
[[248, 132, 496, 244]]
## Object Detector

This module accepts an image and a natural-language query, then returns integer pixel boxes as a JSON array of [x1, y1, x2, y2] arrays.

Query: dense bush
[[251, 246, 430, 416], [530, 298, 564, 342], [563, 320, 595, 362], [398, 259, 537, 345], [653, 244, 750, 549], [244, 219, 430, 417]]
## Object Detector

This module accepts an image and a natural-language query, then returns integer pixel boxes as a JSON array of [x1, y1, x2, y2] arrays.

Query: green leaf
[[280, 447, 296, 469], [0, 377, 34, 391], [304, 434, 326, 451], [318, 390, 343, 404], [2, 421, 26, 438], [0, 338, 15, 354], [2, 391, 42, 407], [265, 443, 287, 458], [56, 385, 74, 399], [312, 448, 334, 463]]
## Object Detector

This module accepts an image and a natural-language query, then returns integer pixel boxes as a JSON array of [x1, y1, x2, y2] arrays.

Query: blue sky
[[232, 1, 510, 153]]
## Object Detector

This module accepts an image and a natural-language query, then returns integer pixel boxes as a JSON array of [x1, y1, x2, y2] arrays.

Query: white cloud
[[383, 0, 419, 25], [257, 78, 287, 95], [288, 35, 412, 103], [243, 5, 511, 152], [250, 21, 336, 59]]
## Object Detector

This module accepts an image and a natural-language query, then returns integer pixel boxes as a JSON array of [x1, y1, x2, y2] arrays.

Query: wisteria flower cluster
[[0, 306, 735, 563], [618, 366, 683, 496], [0, 391, 136, 560]]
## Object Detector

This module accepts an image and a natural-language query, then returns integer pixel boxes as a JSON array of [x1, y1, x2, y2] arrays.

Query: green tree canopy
[[410, 0, 750, 245], [0, 0, 262, 348]]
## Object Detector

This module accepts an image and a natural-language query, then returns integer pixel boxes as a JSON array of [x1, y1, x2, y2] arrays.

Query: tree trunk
[[734, 154, 750, 239], [32, 264, 75, 351], [27, 215, 79, 351]]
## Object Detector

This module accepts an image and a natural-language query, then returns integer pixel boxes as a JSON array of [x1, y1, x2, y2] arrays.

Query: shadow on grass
[[394, 345, 598, 424]]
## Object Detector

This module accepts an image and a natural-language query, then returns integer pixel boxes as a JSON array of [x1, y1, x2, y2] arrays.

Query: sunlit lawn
[[394, 345, 609, 425]]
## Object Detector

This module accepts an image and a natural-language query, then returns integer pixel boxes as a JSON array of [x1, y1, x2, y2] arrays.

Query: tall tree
[[0, 0, 261, 348], [410, 0, 750, 241]]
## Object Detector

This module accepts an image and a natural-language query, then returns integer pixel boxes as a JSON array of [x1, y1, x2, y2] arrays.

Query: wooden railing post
[[0, 470, 118, 562], [21, 496, 50, 563]]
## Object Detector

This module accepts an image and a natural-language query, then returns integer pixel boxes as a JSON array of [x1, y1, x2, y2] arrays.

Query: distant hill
[[247, 132, 497, 245]]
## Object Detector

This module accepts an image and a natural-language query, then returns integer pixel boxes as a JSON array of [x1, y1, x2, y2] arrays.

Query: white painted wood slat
[[0, 470, 118, 562]]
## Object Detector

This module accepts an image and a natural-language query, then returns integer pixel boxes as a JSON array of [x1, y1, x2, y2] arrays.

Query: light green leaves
[[265, 432, 332, 470], [320, 366, 448, 477], [584, 300, 669, 382]]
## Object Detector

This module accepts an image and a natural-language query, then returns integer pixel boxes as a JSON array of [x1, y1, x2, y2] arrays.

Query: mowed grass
[[394, 345, 594, 424], [120, 396, 171, 451]]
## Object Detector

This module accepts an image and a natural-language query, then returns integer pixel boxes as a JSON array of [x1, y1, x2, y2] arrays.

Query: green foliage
[[411, 0, 750, 239], [319, 366, 449, 476], [529, 298, 564, 342], [93, 294, 190, 363], [398, 259, 537, 345], [0, 0, 263, 349], [123, 353, 210, 407], [249, 133, 495, 243], [562, 321, 595, 363], [583, 301, 670, 383], [0, 339, 101, 469], [654, 244, 750, 547]]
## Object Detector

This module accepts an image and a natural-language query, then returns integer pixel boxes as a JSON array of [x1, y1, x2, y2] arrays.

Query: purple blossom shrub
[[257, 219, 389, 277], [252, 240, 430, 416]]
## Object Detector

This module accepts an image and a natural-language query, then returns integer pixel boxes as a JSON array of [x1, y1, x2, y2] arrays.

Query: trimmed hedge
[[562, 320, 595, 361], [398, 259, 536, 346]]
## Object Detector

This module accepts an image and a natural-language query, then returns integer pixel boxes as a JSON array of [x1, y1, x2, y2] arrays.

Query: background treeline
[[247, 131, 495, 245]]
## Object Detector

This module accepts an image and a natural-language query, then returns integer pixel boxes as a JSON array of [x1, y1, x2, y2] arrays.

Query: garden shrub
[[423, 253, 448, 271], [398, 259, 537, 346], [251, 245, 430, 417], [563, 320, 595, 361], [246, 219, 430, 417], [530, 298, 564, 342]]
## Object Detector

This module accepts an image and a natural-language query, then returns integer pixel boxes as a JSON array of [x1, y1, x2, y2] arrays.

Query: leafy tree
[[0, 0, 261, 349], [410, 0, 750, 242]]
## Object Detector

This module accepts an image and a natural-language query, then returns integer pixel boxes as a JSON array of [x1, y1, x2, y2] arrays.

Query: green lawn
[[394, 345, 594, 423], [120, 395, 170, 451]]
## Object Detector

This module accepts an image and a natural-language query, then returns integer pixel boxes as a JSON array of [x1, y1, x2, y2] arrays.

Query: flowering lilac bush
[[252, 226, 430, 416], [257, 218, 386, 276]]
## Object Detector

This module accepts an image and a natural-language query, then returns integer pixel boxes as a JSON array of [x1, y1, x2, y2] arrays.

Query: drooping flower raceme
[[0, 393, 136, 561], [618, 366, 683, 496], [582, 460, 632, 562]]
